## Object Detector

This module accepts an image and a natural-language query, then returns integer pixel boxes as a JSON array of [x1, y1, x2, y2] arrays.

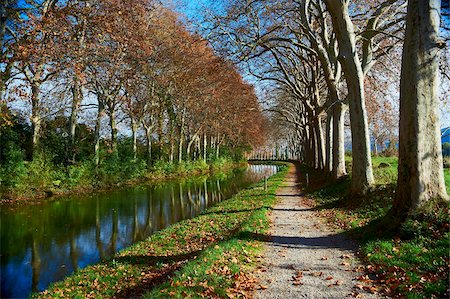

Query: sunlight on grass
[[36, 163, 289, 298]]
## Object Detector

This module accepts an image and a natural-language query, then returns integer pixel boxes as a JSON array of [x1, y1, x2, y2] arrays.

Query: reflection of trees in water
[[110, 209, 118, 254], [96, 198, 104, 260], [145, 189, 153, 235], [31, 235, 41, 293], [69, 231, 78, 272], [2, 165, 278, 298]]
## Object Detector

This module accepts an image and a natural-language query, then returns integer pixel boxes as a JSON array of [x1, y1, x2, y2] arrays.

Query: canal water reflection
[[0, 164, 278, 298]]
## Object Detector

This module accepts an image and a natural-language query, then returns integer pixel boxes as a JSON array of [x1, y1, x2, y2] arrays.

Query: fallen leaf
[[326, 276, 333, 280]]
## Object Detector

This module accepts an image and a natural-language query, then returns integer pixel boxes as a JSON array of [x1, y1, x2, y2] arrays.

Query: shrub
[[0, 145, 27, 188]]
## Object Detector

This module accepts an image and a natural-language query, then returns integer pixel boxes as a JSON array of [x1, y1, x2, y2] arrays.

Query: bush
[[24, 151, 56, 190], [0, 145, 27, 188], [67, 162, 94, 187]]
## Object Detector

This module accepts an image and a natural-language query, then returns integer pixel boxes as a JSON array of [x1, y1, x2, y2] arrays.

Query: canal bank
[[28, 163, 288, 298], [1, 163, 286, 298]]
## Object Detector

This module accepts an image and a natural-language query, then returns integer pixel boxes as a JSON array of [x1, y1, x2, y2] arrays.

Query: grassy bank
[[35, 162, 289, 299], [0, 156, 237, 203], [301, 156, 449, 298]]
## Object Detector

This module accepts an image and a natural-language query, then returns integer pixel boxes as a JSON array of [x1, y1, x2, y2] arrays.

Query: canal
[[0, 164, 278, 298]]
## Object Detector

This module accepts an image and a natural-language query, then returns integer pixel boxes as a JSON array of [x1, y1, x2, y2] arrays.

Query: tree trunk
[[333, 103, 347, 179], [169, 120, 174, 163], [30, 83, 42, 157], [94, 100, 105, 167], [187, 135, 197, 161], [325, 0, 374, 194], [373, 139, 378, 156], [393, 0, 448, 217], [68, 79, 81, 163], [131, 119, 138, 160], [178, 131, 184, 163], [325, 112, 333, 173], [145, 127, 152, 167], [109, 107, 117, 153], [315, 117, 326, 170], [203, 133, 207, 162]]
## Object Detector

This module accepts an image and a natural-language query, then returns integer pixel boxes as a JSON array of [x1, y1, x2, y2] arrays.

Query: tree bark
[[333, 102, 347, 179], [315, 117, 326, 170], [30, 83, 42, 157], [68, 79, 81, 163], [203, 133, 207, 162], [325, 0, 374, 194], [131, 119, 138, 160], [325, 112, 333, 173], [393, 0, 448, 217], [94, 100, 105, 167], [108, 107, 117, 153], [145, 127, 152, 167]]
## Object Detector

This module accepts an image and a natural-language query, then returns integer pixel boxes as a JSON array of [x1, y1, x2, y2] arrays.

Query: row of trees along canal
[[209, 0, 449, 218], [0, 0, 267, 182]]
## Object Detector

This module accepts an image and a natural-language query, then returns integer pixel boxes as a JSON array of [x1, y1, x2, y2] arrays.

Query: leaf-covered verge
[[34, 162, 289, 299], [300, 156, 449, 299]]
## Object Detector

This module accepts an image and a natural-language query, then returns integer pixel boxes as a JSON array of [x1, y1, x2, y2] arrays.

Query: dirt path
[[255, 165, 381, 299]]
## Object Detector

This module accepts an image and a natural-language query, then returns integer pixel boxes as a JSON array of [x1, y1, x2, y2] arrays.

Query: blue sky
[[164, 0, 226, 22]]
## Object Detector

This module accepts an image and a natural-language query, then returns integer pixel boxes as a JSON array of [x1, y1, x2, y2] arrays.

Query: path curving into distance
[[255, 164, 382, 299]]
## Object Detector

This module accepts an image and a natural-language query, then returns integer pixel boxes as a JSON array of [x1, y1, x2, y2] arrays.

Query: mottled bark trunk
[[373, 139, 378, 156], [169, 120, 174, 163], [145, 127, 152, 167], [325, 0, 374, 193], [68, 79, 81, 163], [131, 120, 138, 160], [203, 133, 207, 162], [333, 103, 347, 179], [109, 108, 117, 153], [315, 117, 326, 170], [31, 84, 42, 157], [186, 135, 197, 161], [325, 112, 333, 173], [178, 133, 184, 163], [393, 0, 448, 217], [94, 100, 105, 167]]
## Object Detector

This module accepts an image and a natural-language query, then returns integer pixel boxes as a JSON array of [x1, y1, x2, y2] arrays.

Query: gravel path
[[254, 165, 382, 299]]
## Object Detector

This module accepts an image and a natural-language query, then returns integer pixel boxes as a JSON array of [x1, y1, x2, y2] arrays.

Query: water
[[0, 164, 278, 298]]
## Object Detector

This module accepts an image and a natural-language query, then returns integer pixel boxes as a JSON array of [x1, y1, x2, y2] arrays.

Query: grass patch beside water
[[36, 163, 289, 299], [302, 156, 449, 298]]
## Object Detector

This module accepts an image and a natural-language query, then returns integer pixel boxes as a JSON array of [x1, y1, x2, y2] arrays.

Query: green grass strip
[[36, 163, 289, 299]]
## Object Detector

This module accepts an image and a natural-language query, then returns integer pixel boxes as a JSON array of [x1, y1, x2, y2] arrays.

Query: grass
[[35, 162, 289, 299], [302, 156, 449, 298]]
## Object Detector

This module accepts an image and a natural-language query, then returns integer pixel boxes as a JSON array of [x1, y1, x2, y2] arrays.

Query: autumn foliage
[[1, 0, 266, 166]]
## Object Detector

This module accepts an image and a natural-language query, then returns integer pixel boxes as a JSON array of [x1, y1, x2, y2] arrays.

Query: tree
[[392, 0, 448, 217]]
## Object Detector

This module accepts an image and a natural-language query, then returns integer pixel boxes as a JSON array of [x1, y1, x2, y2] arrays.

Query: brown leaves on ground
[[292, 271, 303, 286]]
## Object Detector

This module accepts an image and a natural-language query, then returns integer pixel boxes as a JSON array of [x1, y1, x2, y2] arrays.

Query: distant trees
[[1, 0, 266, 171]]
